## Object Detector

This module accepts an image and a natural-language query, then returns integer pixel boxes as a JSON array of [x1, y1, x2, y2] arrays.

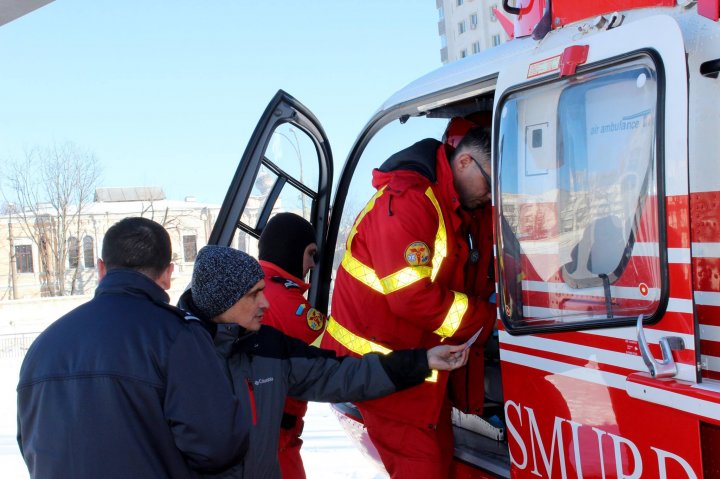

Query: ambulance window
[[496, 58, 662, 331]]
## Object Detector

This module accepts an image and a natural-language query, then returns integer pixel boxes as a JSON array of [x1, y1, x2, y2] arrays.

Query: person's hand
[[426, 344, 470, 371]]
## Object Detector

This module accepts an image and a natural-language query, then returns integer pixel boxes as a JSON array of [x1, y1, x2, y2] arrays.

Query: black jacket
[[17, 270, 250, 479], [179, 289, 431, 479]]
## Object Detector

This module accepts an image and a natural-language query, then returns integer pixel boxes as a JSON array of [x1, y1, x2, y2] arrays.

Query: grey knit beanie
[[191, 245, 265, 319]]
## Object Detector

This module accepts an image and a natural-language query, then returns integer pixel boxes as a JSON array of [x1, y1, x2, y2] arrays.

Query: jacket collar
[[95, 269, 170, 304], [259, 260, 309, 293], [177, 288, 255, 358], [371, 138, 462, 214], [434, 142, 463, 213], [376, 138, 440, 182]]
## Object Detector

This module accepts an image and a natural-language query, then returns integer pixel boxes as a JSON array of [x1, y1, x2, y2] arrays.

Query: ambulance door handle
[[636, 315, 685, 379]]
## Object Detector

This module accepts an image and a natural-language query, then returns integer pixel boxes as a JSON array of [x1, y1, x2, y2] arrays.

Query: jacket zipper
[[246, 378, 257, 426]]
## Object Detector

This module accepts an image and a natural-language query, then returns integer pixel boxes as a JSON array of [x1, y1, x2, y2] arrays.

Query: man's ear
[[157, 262, 174, 290], [455, 152, 473, 172], [97, 259, 106, 281]]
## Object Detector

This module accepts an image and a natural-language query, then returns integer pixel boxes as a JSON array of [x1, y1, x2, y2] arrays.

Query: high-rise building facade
[[436, 0, 508, 64]]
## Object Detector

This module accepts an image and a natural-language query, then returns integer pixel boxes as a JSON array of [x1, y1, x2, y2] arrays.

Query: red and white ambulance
[[213, 1, 720, 477]]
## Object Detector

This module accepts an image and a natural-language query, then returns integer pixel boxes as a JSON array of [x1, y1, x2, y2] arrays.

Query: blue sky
[[0, 1, 441, 204]]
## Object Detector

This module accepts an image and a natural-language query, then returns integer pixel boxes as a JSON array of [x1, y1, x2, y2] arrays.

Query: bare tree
[[3, 142, 102, 296]]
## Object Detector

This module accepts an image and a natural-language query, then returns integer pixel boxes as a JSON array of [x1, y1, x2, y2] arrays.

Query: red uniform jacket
[[261, 261, 327, 419], [321, 139, 496, 428]]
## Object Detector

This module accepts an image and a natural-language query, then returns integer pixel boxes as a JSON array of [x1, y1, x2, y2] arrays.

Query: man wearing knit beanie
[[190, 245, 266, 326], [258, 213, 324, 479], [178, 245, 472, 479]]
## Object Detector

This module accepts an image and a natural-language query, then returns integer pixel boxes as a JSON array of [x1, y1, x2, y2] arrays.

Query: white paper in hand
[[461, 326, 484, 352]]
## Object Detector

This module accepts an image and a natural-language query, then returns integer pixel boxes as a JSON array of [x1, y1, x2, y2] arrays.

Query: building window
[[460, 49, 468, 58], [470, 13, 478, 28], [490, 5, 498, 22], [457, 0, 463, 5], [472, 41, 481, 54], [68, 237, 79, 268], [16, 244, 34, 273], [492, 34, 502, 46], [458, 20, 467, 35], [183, 235, 198, 262], [83, 236, 95, 268], [438, 6, 444, 19]]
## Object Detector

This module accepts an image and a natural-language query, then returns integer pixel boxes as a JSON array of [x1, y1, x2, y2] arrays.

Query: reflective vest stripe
[[327, 316, 391, 355], [341, 251, 432, 294], [423, 187, 447, 282], [433, 291, 469, 338], [326, 316, 438, 382], [346, 187, 386, 251]]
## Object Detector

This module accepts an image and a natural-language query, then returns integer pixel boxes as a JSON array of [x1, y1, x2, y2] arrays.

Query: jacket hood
[[377, 138, 442, 183]]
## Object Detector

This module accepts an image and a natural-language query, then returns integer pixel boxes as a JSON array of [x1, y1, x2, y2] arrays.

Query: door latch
[[636, 315, 685, 378]]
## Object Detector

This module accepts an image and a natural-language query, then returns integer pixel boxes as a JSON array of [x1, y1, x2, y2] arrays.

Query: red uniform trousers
[[278, 416, 306, 479], [360, 397, 453, 479]]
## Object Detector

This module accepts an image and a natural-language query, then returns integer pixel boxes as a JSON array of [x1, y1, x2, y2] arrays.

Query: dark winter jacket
[[178, 289, 431, 479], [17, 270, 250, 479]]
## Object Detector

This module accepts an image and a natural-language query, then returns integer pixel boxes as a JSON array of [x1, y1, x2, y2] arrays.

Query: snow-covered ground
[[1, 356, 386, 478]]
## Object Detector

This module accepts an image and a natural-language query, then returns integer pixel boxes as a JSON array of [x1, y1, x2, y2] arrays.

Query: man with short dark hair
[[17, 217, 250, 479]]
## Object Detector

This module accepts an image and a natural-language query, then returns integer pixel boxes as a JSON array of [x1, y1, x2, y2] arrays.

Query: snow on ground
[[0, 358, 29, 479], [1, 357, 386, 479]]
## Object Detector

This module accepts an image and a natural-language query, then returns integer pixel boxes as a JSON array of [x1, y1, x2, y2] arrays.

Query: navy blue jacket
[[17, 270, 250, 479]]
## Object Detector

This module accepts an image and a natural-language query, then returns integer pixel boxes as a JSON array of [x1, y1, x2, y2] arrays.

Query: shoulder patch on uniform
[[404, 241, 431, 266], [306, 308, 325, 332], [271, 275, 300, 289]]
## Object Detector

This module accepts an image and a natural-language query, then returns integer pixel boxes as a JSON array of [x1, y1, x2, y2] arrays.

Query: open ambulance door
[[492, 13, 704, 478], [209, 90, 333, 307]]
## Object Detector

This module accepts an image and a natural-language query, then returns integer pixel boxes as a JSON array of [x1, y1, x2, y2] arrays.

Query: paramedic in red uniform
[[321, 121, 497, 478], [258, 212, 326, 479]]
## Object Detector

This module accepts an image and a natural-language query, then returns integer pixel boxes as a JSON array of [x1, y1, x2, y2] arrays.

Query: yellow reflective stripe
[[381, 265, 432, 293], [341, 251, 384, 293], [423, 187, 447, 282], [346, 186, 386, 249], [433, 291, 469, 338], [327, 316, 391, 355], [342, 251, 432, 294], [327, 317, 438, 383]]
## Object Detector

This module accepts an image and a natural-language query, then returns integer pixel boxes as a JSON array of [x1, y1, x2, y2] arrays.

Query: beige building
[[436, 0, 508, 63], [1, 187, 223, 301]]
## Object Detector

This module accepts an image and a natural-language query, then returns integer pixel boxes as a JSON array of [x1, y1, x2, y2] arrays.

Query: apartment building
[[436, 0, 508, 63]]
